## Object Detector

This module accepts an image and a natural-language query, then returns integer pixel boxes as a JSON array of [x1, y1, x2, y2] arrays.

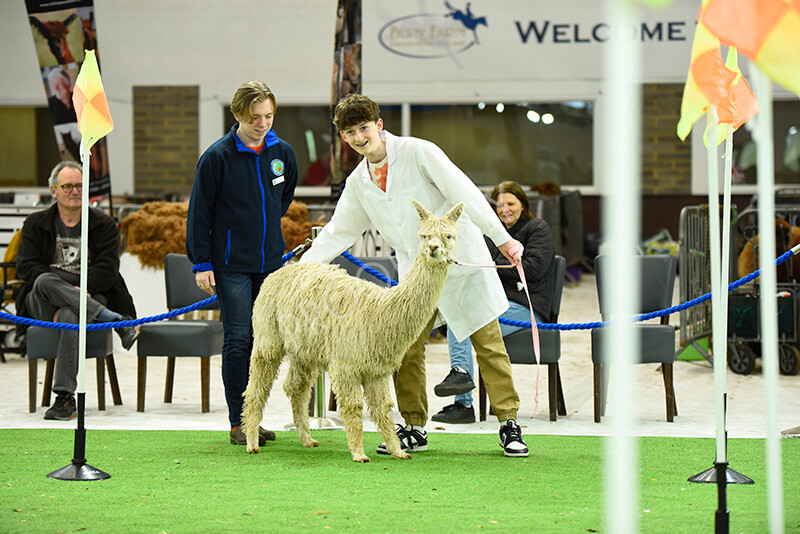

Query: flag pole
[[47, 138, 109, 481], [48, 49, 113, 480], [750, 65, 785, 533]]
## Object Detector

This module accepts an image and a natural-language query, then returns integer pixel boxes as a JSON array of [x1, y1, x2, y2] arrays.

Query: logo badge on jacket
[[270, 159, 285, 176]]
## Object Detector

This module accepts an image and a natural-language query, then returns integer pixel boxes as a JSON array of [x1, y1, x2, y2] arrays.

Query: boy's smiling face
[[340, 118, 385, 163]]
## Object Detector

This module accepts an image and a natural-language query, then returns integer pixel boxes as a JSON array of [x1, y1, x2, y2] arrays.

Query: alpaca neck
[[384, 252, 450, 340]]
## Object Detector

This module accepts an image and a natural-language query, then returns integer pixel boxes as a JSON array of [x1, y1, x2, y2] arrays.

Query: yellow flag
[[71, 49, 113, 149]]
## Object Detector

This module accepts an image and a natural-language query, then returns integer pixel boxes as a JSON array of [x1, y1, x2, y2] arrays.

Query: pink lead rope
[[449, 242, 542, 416]]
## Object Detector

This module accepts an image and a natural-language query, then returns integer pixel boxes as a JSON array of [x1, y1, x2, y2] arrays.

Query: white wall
[[0, 0, 716, 195]]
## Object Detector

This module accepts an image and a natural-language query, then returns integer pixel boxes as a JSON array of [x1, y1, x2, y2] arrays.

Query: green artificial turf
[[0, 429, 797, 533]]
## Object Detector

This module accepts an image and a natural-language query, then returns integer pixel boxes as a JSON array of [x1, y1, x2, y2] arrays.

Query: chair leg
[[478, 372, 487, 422], [662, 363, 676, 422], [200, 357, 210, 413], [137, 356, 147, 412], [106, 355, 123, 406], [593, 363, 602, 423], [555, 364, 567, 416], [96, 357, 106, 411], [28, 359, 37, 413], [164, 357, 176, 403], [548, 363, 557, 421], [42, 359, 55, 407]]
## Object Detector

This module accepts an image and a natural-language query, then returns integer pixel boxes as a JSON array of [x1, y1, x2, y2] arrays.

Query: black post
[[46, 392, 110, 481], [714, 461, 729, 534]]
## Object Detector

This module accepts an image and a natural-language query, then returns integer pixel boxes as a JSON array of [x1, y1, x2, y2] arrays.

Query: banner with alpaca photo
[[25, 0, 111, 198]]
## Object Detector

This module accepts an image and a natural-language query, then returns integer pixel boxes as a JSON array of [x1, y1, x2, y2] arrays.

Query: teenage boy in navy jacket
[[187, 81, 297, 446]]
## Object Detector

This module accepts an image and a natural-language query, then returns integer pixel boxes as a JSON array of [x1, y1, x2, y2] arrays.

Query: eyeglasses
[[54, 183, 83, 193]]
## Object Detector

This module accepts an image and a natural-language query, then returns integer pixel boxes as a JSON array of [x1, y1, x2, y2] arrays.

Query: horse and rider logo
[[378, 1, 488, 59]]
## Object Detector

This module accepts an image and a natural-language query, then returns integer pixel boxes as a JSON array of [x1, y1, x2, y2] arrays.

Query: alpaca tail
[[241, 330, 282, 451]]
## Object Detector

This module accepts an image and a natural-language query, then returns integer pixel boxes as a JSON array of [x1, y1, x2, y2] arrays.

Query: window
[[223, 101, 594, 190], [732, 99, 800, 186], [408, 101, 593, 188]]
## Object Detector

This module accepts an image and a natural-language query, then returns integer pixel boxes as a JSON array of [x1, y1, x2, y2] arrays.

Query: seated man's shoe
[[115, 316, 140, 350], [434, 367, 475, 397], [44, 392, 76, 421], [499, 419, 529, 458], [431, 402, 475, 424], [230, 426, 267, 446]]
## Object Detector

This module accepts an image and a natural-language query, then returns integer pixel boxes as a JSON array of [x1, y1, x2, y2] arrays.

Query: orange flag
[[677, 1, 737, 141], [703, 0, 800, 98], [71, 49, 113, 150], [705, 47, 759, 146]]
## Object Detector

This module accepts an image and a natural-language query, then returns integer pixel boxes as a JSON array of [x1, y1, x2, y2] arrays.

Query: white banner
[[364, 0, 696, 90]]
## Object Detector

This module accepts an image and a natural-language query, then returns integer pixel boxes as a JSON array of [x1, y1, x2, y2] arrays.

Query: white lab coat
[[300, 131, 511, 341]]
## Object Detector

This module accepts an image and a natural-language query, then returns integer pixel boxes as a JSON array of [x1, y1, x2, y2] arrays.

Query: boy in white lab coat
[[300, 94, 528, 457]]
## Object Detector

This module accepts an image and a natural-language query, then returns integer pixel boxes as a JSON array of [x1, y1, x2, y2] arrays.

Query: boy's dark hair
[[333, 94, 380, 131]]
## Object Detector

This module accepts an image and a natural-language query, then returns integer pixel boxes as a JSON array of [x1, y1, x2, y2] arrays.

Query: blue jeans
[[446, 302, 543, 406], [215, 270, 271, 427]]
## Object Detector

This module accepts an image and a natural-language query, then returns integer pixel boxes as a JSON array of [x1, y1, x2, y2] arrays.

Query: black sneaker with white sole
[[499, 419, 529, 457], [434, 367, 476, 397], [376, 424, 428, 455]]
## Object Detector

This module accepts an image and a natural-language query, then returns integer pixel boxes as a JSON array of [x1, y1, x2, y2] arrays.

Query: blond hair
[[231, 81, 276, 122]]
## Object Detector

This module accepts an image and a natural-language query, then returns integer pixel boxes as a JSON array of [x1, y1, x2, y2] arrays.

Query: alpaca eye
[[446, 234, 452, 239], [420, 234, 427, 239]]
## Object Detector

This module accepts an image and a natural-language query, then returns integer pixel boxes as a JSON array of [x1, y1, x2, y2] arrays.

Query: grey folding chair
[[136, 254, 223, 413], [478, 255, 567, 422], [26, 326, 119, 412], [590, 254, 678, 422]]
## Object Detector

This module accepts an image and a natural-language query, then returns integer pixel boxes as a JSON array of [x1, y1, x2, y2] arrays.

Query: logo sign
[[379, 2, 487, 59], [270, 159, 285, 176]]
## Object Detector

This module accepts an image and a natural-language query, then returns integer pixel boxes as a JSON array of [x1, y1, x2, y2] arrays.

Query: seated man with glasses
[[15, 161, 139, 420]]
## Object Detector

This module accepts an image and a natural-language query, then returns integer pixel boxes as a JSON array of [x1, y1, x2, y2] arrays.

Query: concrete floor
[[1, 270, 799, 443]]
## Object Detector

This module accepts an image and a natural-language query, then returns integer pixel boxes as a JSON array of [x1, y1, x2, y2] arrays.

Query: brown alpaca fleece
[[281, 201, 326, 253], [120, 202, 189, 268], [737, 218, 800, 282], [120, 200, 324, 269]]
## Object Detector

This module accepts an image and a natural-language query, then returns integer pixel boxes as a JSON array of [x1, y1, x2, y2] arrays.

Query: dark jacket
[[15, 204, 136, 333], [186, 125, 298, 274], [485, 217, 556, 320]]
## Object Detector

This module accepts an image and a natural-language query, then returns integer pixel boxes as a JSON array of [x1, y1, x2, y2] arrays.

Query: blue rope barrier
[[8, 246, 793, 333], [6, 250, 298, 331], [339, 248, 794, 332]]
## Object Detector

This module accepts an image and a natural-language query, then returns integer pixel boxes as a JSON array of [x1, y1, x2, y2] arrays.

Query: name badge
[[272, 176, 285, 186]]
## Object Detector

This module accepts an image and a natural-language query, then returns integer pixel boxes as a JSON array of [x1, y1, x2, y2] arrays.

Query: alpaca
[[242, 200, 463, 462]]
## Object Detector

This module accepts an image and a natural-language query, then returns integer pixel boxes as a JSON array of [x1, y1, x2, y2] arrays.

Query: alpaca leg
[[364, 377, 409, 460], [331, 376, 370, 463], [241, 338, 282, 454], [284, 362, 319, 448]]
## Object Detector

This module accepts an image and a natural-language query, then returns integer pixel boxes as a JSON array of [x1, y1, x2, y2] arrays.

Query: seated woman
[[432, 180, 556, 424]]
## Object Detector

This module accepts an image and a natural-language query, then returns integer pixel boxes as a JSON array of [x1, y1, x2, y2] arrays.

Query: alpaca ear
[[446, 202, 464, 223], [412, 199, 431, 221]]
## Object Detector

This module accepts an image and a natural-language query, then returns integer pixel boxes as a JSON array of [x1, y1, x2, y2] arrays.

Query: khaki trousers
[[395, 313, 520, 426]]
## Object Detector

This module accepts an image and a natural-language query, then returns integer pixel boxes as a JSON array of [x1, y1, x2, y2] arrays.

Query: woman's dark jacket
[[485, 217, 556, 320]]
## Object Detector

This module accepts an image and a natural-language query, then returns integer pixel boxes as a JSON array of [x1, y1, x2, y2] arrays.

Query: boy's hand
[[498, 239, 523, 265], [196, 271, 216, 295]]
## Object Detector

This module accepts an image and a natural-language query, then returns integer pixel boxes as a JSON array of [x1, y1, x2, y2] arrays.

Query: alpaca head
[[412, 199, 463, 262]]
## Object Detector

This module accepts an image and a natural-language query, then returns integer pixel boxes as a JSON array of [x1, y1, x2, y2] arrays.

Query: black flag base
[[688, 463, 754, 484], [46, 393, 110, 481], [47, 460, 110, 481]]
